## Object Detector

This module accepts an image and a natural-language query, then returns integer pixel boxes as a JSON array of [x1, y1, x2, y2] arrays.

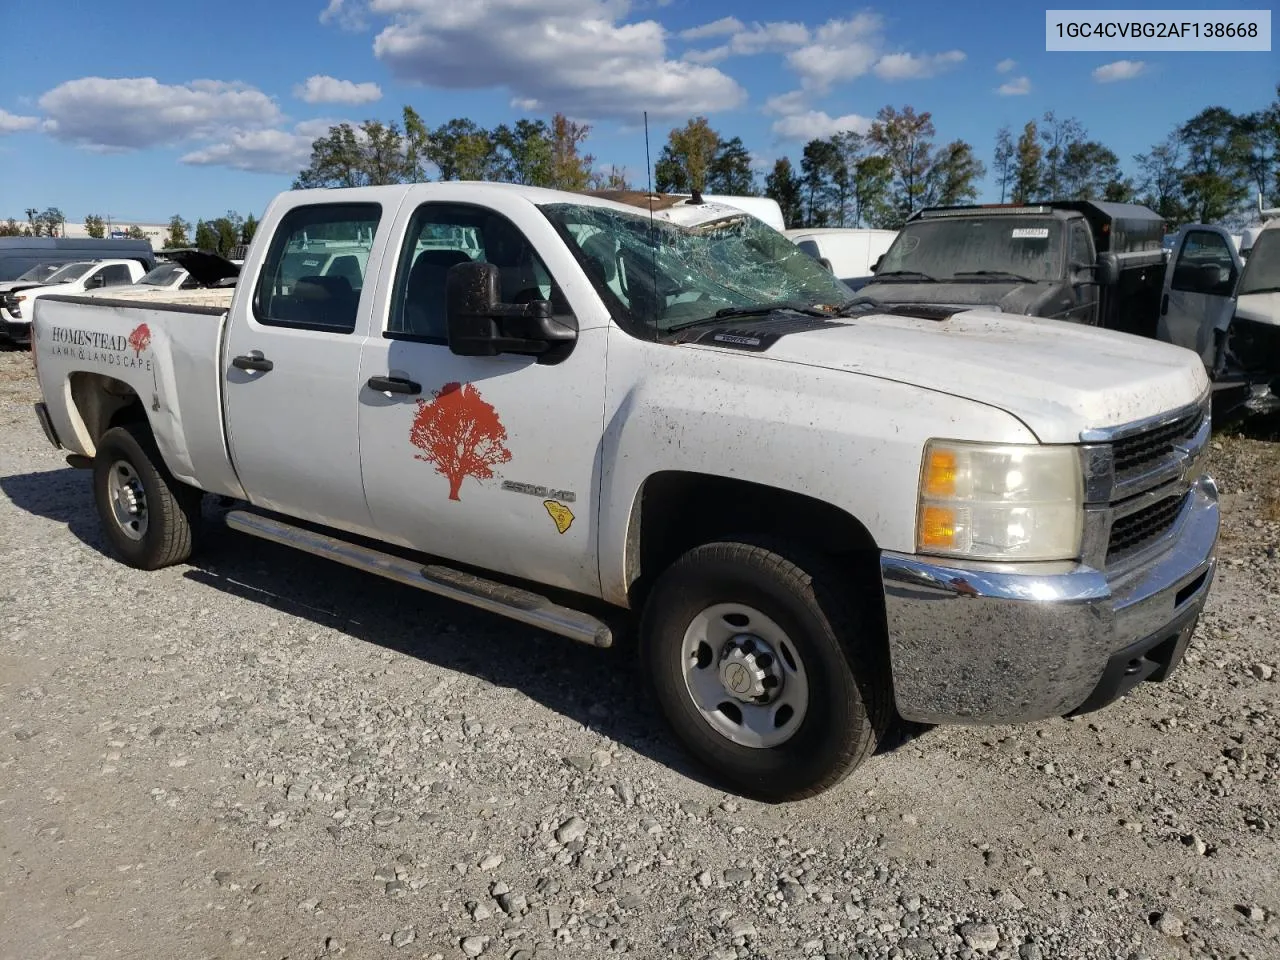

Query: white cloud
[[997, 76, 1032, 96], [180, 119, 337, 175], [786, 14, 885, 91], [294, 74, 383, 104], [762, 90, 810, 116], [38, 77, 281, 151], [771, 109, 872, 141], [367, 0, 745, 120], [679, 16, 744, 40], [1093, 59, 1146, 83], [872, 49, 965, 80], [320, 0, 368, 31], [0, 108, 39, 134], [996, 58, 1017, 73], [684, 20, 810, 61]]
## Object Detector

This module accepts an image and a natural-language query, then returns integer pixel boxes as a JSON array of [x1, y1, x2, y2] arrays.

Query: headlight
[[916, 440, 1083, 561]]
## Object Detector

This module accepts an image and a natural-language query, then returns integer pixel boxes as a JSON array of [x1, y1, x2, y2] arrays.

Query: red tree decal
[[127, 323, 151, 356], [408, 382, 512, 501]]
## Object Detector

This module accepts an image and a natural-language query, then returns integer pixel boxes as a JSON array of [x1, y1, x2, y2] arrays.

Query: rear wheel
[[640, 538, 889, 802], [93, 423, 203, 569]]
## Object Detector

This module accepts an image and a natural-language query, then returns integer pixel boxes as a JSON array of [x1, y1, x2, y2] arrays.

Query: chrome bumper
[[879, 474, 1219, 725]]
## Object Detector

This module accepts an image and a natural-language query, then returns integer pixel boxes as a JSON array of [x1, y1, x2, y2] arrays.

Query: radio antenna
[[644, 110, 658, 340]]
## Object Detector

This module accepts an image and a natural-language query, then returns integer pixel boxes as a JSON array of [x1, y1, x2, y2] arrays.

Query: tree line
[[989, 89, 1280, 227], [9, 86, 1276, 245], [0, 207, 258, 258], [292, 106, 627, 193]]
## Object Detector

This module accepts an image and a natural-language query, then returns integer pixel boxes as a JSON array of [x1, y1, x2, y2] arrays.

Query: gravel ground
[[2, 346, 1278, 960]]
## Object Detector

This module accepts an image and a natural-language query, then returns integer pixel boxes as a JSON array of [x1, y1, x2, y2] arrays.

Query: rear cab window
[[253, 203, 381, 334]]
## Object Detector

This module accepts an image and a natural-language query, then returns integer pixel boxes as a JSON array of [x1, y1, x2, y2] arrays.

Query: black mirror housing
[[445, 260, 577, 361], [871, 254, 884, 273], [1096, 253, 1120, 286]]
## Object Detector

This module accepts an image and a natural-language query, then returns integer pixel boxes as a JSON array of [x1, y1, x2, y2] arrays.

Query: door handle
[[232, 354, 274, 372], [1160, 293, 1169, 315], [366, 375, 422, 396]]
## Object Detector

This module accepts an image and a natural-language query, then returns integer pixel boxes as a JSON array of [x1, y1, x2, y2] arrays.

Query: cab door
[[355, 194, 609, 596], [1158, 225, 1242, 366], [222, 200, 391, 536]]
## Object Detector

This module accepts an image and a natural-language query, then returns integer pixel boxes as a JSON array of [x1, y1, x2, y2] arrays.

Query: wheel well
[[628, 471, 881, 607], [69, 372, 148, 452]]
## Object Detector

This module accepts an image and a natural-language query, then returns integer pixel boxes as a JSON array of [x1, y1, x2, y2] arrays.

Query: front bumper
[[1, 309, 29, 343], [879, 474, 1219, 725]]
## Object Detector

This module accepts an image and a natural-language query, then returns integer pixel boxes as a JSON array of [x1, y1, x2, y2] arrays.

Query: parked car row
[[0, 244, 244, 344]]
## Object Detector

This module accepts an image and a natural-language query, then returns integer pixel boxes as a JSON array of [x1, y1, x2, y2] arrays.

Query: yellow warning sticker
[[543, 500, 574, 535]]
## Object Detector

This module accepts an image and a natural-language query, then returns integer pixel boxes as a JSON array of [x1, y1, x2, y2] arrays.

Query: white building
[[62, 221, 169, 244]]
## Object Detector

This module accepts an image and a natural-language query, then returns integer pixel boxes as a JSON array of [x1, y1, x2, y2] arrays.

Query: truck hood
[[692, 308, 1208, 443], [164, 248, 240, 287], [0, 280, 51, 296], [857, 279, 1057, 316], [19, 282, 75, 299]]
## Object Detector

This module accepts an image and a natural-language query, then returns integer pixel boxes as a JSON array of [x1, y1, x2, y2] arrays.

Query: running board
[[224, 510, 613, 648]]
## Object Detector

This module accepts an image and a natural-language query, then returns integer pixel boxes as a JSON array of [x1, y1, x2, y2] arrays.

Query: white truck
[[3, 258, 146, 343], [28, 182, 1220, 801]]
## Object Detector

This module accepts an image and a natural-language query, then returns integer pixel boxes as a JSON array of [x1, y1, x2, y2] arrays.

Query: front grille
[[1112, 409, 1204, 478], [1106, 493, 1187, 564]]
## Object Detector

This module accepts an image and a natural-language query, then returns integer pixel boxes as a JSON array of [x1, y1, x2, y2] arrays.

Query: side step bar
[[224, 510, 614, 648]]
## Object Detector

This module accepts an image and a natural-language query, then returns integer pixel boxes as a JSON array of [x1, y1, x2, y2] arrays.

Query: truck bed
[[31, 293, 244, 500]]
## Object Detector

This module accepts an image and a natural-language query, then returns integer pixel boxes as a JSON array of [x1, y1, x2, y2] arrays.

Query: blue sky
[[0, 0, 1274, 226]]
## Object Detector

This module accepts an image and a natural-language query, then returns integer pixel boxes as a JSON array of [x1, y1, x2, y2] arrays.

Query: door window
[[253, 203, 381, 333], [1069, 223, 1092, 268], [101, 264, 134, 286], [386, 203, 566, 342], [1172, 231, 1238, 296]]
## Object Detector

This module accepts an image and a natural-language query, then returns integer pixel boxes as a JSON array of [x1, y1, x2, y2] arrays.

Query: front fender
[[596, 339, 1038, 606]]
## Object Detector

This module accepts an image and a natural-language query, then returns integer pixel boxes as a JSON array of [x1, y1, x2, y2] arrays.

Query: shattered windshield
[[875, 217, 1064, 283], [537, 202, 853, 332], [1237, 230, 1280, 295]]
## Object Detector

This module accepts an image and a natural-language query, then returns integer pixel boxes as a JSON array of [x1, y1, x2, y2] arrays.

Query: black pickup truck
[[856, 201, 1168, 336]]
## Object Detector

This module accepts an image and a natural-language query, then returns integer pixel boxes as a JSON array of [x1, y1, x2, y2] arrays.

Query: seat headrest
[[581, 233, 617, 283]]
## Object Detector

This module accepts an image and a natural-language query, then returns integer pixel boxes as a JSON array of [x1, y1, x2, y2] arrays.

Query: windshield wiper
[[868, 270, 939, 282], [949, 270, 1038, 283], [836, 295, 885, 315], [667, 302, 832, 331]]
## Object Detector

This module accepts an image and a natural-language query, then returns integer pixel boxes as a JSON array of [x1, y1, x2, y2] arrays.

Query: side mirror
[[445, 261, 577, 359], [817, 256, 834, 273], [871, 254, 884, 273], [1095, 253, 1120, 286], [85, 273, 104, 289]]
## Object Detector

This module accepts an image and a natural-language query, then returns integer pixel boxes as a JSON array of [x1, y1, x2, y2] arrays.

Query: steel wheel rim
[[680, 602, 809, 749], [107, 460, 148, 541]]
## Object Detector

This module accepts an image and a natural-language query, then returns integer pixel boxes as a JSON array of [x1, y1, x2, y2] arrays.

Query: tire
[[92, 422, 203, 570], [639, 537, 890, 802]]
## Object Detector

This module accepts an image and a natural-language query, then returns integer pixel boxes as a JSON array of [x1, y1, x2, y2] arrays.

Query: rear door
[[222, 200, 391, 536], [1158, 225, 1242, 366]]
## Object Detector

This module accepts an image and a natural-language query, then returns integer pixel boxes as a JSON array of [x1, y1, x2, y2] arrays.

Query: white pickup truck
[[29, 183, 1220, 801], [3, 258, 146, 343]]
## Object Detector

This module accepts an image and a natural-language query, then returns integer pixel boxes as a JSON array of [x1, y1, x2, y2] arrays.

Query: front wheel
[[92, 423, 203, 570], [639, 538, 890, 802]]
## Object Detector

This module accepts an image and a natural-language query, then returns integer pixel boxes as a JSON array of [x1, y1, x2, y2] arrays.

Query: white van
[[784, 228, 899, 285], [675, 194, 786, 232]]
